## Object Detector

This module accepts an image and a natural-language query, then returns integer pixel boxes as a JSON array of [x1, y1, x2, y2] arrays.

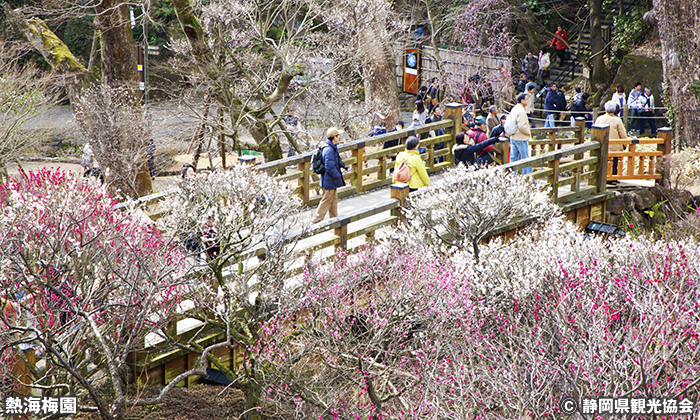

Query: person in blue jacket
[[312, 127, 349, 224], [544, 82, 559, 128]]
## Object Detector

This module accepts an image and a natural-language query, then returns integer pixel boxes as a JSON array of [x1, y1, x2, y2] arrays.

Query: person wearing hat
[[312, 127, 349, 224], [465, 116, 495, 163]]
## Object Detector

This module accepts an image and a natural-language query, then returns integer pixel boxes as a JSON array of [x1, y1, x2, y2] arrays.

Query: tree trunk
[[589, 0, 611, 91], [94, 0, 139, 91], [362, 29, 401, 128], [652, 0, 700, 148], [93, 1, 152, 195]]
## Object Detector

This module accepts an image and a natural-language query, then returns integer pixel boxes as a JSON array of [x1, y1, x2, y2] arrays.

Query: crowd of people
[[267, 23, 662, 224]]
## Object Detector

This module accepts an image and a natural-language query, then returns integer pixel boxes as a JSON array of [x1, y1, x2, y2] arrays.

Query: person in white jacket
[[536, 47, 551, 87], [509, 93, 532, 175], [611, 84, 626, 116]]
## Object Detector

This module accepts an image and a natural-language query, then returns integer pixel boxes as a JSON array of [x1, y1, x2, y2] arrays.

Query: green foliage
[[57, 18, 94, 63], [692, 80, 700, 99], [644, 200, 667, 236], [610, 7, 651, 56], [132, 0, 179, 46], [619, 208, 643, 237]]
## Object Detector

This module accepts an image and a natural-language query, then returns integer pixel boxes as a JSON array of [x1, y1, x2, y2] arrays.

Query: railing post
[[575, 117, 586, 145], [378, 156, 387, 181], [657, 127, 673, 188], [352, 143, 365, 193], [657, 127, 673, 155], [548, 130, 557, 153], [390, 183, 410, 222], [298, 160, 311, 205], [590, 124, 610, 193], [623, 105, 629, 131], [444, 103, 464, 166], [426, 143, 435, 170], [334, 215, 350, 251], [572, 117, 586, 192], [548, 153, 561, 204]]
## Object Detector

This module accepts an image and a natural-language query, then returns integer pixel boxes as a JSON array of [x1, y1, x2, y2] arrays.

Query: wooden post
[[548, 152, 561, 203], [572, 117, 586, 192], [334, 215, 350, 250], [592, 106, 600, 123], [444, 103, 464, 166], [352, 143, 365, 193], [378, 156, 387, 181], [390, 183, 410, 222], [575, 117, 586, 145], [298, 160, 311, 205], [657, 127, 673, 154], [426, 143, 435, 169], [548, 130, 557, 153], [623, 105, 629, 131], [590, 124, 610, 193], [657, 127, 673, 187]]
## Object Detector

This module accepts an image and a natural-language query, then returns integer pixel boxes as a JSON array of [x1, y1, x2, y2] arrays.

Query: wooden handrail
[[606, 128, 673, 182], [257, 119, 454, 173]]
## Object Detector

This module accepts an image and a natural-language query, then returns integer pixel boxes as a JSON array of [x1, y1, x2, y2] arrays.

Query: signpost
[[403, 48, 420, 94]]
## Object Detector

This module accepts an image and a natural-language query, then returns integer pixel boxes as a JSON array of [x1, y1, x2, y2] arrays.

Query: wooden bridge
[[126, 104, 673, 387]]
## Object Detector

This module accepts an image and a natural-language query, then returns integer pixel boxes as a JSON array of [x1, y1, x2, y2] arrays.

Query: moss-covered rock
[[606, 54, 663, 102]]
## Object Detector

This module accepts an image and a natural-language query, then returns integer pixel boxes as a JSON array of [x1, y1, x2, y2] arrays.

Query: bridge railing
[[256, 103, 463, 206], [530, 120, 586, 157], [607, 127, 672, 182], [504, 124, 610, 205]]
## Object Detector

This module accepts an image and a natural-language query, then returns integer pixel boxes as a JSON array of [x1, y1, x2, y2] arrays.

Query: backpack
[[504, 111, 519, 136], [393, 160, 411, 183], [311, 145, 327, 175]]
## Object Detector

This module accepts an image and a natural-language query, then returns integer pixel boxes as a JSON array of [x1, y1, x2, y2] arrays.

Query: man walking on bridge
[[312, 127, 349, 224], [509, 93, 533, 175]]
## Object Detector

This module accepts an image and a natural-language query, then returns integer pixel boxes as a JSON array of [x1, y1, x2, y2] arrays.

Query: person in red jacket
[[465, 116, 494, 162], [550, 25, 569, 67]]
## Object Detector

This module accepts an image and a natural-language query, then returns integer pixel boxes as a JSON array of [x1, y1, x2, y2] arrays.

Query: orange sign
[[403, 49, 420, 94]]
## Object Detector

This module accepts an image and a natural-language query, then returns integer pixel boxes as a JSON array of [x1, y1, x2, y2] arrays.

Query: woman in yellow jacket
[[394, 135, 430, 192]]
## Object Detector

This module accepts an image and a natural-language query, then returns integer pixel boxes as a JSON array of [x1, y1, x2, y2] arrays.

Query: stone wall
[[606, 186, 699, 229]]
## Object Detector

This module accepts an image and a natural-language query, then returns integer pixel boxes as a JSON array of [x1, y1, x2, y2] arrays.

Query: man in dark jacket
[[427, 78, 440, 112], [544, 83, 559, 128], [556, 84, 568, 126], [452, 131, 506, 167], [489, 115, 507, 139], [572, 92, 592, 128], [312, 127, 349, 224]]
